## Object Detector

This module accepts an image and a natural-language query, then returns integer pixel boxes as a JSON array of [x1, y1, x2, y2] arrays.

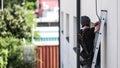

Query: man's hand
[[94, 21, 101, 32], [77, 34, 82, 43], [94, 21, 100, 26]]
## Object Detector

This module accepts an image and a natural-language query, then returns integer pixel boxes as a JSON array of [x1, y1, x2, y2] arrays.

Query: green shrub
[[0, 49, 8, 68], [0, 5, 35, 68], [0, 37, 36, 68], [25, 2, 36, 10], [0, 5, 31, 38], [24, 10, 40, 39]]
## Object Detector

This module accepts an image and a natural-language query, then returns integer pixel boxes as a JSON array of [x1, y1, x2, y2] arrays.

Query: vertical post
[[32, 24, 34, 44], [58, 0, 60, 68], [0, 57, 3, 68], [37, 0, 39, 9], [1, 0, 3, 10], [77, 0, 81, 68]]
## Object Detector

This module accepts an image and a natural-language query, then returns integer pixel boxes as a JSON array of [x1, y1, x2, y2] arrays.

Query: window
[[60, 11, 64, 34], [66, 13, 69, 42], [73, 16, 77, 47]]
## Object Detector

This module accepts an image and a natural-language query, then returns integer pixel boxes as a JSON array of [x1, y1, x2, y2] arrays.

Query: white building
[[33, 27, 59, 45], [60, 0, 120, 68]]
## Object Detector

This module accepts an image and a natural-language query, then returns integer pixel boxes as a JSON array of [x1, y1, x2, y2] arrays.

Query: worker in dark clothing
[[77, 16, 100, 68]]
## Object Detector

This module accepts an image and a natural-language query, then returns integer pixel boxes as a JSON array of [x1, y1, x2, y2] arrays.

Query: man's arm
[[94, 22, 100, 33]]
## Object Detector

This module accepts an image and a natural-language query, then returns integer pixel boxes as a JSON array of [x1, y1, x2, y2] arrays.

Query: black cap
[[81, 16, 91, 27]]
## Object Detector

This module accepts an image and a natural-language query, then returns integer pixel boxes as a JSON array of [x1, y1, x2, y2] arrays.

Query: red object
[[36, 45, 59, 68], [36, 0, 58, 17]]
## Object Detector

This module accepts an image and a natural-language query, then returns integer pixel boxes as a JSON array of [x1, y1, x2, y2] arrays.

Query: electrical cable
[[95, 0, 101, 22]]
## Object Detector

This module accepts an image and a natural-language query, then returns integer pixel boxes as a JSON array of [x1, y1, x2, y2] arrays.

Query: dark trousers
[[82, 63, 91, 68], [82, 64, 100, 68]]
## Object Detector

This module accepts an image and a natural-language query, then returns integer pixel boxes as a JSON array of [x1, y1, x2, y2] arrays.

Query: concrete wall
[[60, 0, 120, 68]]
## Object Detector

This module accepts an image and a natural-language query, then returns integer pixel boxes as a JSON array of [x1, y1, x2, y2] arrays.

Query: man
[[78, 16, 100, 68]]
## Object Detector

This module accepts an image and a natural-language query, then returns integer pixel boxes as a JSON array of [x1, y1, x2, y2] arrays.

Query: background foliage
[[0, 4, 36, 68], [0, 5, 31, 38], [25, 2, 36, 10], [0, 0, 39, 67], [0, 37, 23, 68]]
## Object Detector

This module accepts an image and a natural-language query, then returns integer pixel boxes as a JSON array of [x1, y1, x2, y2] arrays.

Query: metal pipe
[[58, 0, 60, 68], [76, 0, 81, 68]]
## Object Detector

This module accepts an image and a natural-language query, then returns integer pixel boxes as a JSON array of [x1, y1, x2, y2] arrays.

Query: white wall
[[60, 0, 77, 68], [81, 0, 118, 68], [60, 0, 120, 68], [101, 0, 118, 68], [81, 0, 99, 22], [118, 0, 120, 68]]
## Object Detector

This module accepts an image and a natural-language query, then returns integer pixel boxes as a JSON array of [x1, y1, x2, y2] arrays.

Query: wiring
[[95, 0, 101, 22]]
